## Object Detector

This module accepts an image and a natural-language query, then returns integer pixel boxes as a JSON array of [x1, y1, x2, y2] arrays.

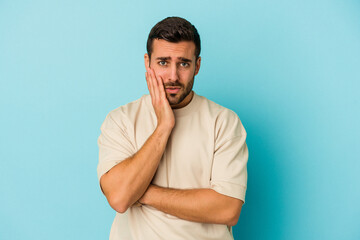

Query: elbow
[[107, 194, 131, 213], [100, 174, 132, 213], [226, 214, 240, 226], [224, 203, 242, 226]]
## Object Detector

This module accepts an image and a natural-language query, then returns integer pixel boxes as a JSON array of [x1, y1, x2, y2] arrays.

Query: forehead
[[151, 39, 196, 59]]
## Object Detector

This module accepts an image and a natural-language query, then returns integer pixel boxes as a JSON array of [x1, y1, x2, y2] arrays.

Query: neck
[[171, 91, 194, 109]]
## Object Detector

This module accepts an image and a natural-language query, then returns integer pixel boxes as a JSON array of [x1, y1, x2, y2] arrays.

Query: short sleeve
[[210, 110, 248, 202], [97, 111, 136, 183]]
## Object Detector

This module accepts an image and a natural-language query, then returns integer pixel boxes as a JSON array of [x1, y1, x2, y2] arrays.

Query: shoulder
[[102, 95, 151, 129], [197, 95, 246, 139], [197, 95, 242, 125]]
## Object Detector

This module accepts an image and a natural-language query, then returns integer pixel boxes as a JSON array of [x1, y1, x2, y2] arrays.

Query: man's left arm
[[138, 184, 243, 226], [139, 110, 248, 226]]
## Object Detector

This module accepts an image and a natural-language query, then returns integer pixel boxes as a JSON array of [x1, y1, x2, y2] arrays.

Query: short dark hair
[[146, 17, 201, 59]]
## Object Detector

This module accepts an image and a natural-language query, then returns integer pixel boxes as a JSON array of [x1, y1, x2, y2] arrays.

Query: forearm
[[139, 185, 243, 226], [100, 126, 172, 213]]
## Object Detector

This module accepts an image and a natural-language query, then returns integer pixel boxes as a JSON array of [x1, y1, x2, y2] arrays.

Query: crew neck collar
[[173, 91, 200, 117], [144, 91, 200, 118]]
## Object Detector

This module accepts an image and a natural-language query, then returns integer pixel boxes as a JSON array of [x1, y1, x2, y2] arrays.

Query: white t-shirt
[[97, 92, 248, 240]]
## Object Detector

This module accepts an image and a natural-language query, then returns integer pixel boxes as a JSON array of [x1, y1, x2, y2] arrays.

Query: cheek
[[155, 68, 168, 80], [179, 70, 194, 80], [150, 64, 166, 77]]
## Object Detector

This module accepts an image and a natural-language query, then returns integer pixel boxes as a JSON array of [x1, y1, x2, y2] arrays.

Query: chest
[[155, 117, 215, 188]]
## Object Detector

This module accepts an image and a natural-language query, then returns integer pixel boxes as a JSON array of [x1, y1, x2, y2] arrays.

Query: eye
[[158, 61, 167, 66], [180, 62, 189, 67]]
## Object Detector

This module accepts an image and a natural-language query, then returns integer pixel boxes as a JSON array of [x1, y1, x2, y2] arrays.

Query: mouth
[[165, 87, 181, 94]]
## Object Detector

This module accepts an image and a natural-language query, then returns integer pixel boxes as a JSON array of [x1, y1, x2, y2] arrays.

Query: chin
[[166, 90, 192, 106], [167, 95, 181, 105]]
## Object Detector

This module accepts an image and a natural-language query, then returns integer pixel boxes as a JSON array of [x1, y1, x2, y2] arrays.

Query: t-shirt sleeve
[[97, 111, 136, 183], [210, 110, 248, 203]]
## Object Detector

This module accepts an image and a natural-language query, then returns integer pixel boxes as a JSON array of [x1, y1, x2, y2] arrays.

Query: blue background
[[1, 0, 359, 239]]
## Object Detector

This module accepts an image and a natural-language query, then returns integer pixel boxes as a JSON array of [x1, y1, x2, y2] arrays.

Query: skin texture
[[139, 185, 243, 226], [100, 39, 243, 226], [144, 39, 201, 109]]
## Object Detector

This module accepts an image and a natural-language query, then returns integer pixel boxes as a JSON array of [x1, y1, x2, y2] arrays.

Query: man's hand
[[99, 69, 175, 213], [146, 68, 175, 130]]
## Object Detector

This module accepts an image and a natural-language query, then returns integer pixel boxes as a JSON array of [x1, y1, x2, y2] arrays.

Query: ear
[[194, 56, 201, 76], [144, 53, 150, 70]]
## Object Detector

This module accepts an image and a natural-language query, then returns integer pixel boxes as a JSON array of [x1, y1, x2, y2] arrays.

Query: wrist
[[155, 123, 174, 136], [139, 185, 156, 205]]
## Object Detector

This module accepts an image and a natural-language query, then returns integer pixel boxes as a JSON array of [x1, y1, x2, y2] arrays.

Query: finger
[[148, 69, 159, 104], [150, 69, 160, 100], [145, 71, 153, 97], [146, 71, 157, 105], [156, 74, 166, 99]]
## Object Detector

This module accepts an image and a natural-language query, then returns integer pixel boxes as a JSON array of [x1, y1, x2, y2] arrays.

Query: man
[[97, 16, 248, 240]]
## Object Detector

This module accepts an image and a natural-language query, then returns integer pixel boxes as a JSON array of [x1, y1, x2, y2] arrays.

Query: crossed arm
[[99, 68, 243, 226], [139, 185, 243, 226]]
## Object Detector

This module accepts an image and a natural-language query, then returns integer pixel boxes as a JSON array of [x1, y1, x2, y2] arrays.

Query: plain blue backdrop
[[1, 0, 359, 239]]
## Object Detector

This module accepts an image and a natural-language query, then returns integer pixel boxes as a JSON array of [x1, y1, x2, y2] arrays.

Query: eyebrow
[[155, 57, 192, 63]]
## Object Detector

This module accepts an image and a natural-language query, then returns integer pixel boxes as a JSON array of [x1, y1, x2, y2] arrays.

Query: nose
[[167, 64, 179, 83]]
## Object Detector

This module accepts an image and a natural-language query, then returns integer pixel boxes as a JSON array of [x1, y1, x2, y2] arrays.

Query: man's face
[[145, 39, 201, 108]]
